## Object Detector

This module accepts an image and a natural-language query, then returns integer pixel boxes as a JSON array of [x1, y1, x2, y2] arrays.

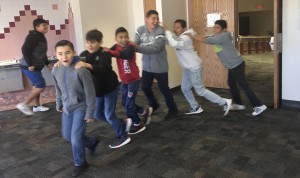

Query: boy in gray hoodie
[[191, 20, 267, 116], [52, 40, 99, 177], [134, 10, 178, 119]]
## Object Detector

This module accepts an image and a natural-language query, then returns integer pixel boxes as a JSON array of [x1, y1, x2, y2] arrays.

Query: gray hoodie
[[205, 32, 243, 69], [52, 57, 96, 120], [135, 25, 168, 73]]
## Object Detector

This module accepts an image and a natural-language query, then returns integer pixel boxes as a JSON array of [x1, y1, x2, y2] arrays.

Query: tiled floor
[[1, 53, 300, 178]]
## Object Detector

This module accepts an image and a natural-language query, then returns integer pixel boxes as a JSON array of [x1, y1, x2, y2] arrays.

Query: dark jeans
[[228, 61, 261, 107], [121, 80, 144, 125], [141, 70, 177, 112]]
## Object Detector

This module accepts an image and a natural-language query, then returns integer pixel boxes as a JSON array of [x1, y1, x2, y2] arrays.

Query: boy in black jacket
[[76, 29, 132, 149], [16, 18, 51, 115]]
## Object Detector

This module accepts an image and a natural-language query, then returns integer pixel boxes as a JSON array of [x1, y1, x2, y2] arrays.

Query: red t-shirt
[[108, 43, 140, 84]]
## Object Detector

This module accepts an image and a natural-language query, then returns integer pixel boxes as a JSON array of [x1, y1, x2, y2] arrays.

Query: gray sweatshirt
[[52, 57, 96, 119], [205, 32, 243, 69], [135, 25, 168, 73]]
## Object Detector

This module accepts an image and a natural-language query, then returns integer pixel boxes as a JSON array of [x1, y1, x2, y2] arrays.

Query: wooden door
[[188, 0, 236, 88], [144, 0, 156, 14]]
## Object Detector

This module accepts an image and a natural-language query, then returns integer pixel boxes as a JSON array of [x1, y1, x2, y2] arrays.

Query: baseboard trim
[[282, 100, 300, 109]]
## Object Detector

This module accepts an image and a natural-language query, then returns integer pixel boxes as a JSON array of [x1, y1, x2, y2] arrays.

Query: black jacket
[[21, 30, 49, 71], [80, 48, 119, 97]]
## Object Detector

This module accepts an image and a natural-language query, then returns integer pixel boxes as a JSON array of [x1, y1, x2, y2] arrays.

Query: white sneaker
[[252, 104, 267, 116], [230, 104, 246, 110], [223, 99, 232, 116], [33, 105, 49, 112], [16, 103, 33, 115], [185, 106, 203, 115]]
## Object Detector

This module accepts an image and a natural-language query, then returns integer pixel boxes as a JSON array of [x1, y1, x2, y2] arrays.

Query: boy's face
[[115, 32, 129, 47], [86, 40, 101, 53], [213, 24, 224, 35], [173, 22, 185, 36], [35, 23, 48, 34], [145, 14, 159, 30], [55, 46, 75, 67]]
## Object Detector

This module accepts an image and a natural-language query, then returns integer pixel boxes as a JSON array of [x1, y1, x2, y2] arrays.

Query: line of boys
[[18, 9, 267, 177]]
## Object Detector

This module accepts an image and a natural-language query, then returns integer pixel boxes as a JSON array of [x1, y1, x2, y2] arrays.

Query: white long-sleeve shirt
[[165, 29, 201, 70]]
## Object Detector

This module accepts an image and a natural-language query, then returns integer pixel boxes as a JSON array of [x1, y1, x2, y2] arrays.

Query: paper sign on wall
[[207, 13, 221, 27]]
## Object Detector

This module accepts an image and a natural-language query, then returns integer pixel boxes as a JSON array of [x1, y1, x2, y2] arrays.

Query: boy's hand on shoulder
[[103, 47, 109, 52], [53, 61, 61, 68], [47, 64, 53, 70], [129, 41, 137, 47], [85, 118, 94, 123], [57, 109, 63, 112], [75, 61, 86, 69], [28, 66, 35, 71], [185, 33, 193, 39]]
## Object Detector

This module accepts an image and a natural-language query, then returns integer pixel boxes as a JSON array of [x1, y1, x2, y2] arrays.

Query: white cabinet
[[0, 67, 24, 92]]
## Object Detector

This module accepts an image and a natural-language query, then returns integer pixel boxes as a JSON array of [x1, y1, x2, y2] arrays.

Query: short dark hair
[[146, 10, 159, 18], [115, 27, 128, 36], [55, 40, 74, 51], [86, 29, 103, 42], [174, 19, 187, 28], [215, 20, 227, 29], [33, 18, 47, 28]]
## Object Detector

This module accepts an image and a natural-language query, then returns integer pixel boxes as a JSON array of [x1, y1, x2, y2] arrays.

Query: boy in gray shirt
[[191, 20, 267, 116], [135, 10, 178, 119], [52, 40, 99, 177]]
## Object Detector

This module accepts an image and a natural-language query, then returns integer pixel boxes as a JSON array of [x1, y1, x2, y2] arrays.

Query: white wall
[[282, 0, 300, 102]]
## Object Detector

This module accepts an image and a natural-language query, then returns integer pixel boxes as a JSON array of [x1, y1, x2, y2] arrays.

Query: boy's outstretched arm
[[188, 34, 206, 43], [107, 44, 135, 59]]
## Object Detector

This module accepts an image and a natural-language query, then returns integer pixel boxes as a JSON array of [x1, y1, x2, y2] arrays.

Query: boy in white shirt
[[164, 19, 232, 115]]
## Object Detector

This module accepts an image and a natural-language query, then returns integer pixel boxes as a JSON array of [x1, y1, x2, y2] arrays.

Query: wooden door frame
[[235, 0, 280, 108]]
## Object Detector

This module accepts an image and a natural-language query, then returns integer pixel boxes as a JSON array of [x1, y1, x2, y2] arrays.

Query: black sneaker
[[72, 162, 89, 177], [141, 107, 153, 125], [109, 136, 131, 149], [88, 139, 99, 156], [185, 106, 203, 115], [164, 110, 178, 119], [128, 124, 146, 135]]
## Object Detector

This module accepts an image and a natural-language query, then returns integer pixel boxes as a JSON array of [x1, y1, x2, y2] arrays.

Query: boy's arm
[[52, 71, 63, 111], [79, 52, 112, 73], [136, 35, 165, 54], [202, 35, 223, 45], [134, 31, 141, 45], [78, 68, 96, 120], [165, 30, 190, 49], [108, 45, 135, 59]]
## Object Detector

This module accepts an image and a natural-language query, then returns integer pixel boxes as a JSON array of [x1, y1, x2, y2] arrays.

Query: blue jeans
[[141, 70, 177, 112], [121, 80, 144, 125], [62, 110, 96, 166], [181, 68, 226, 110], [94, 89, 125, 138]]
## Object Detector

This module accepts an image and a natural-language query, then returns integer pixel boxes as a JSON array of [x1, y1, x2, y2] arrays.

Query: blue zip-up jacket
[[52, 57, 96, 119]]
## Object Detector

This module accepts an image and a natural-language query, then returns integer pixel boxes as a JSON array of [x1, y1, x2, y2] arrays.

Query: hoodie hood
[[182, 28, 196, 36]]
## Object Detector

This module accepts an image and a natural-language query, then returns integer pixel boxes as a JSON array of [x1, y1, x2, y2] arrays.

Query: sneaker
[[141, 107, 153, 125], [185, 106, 203, 115], [164, 110, 178, 119], [128, 124, 146, 135], [88, 139, 99, 156], [33, 105, 49, 112], [124, 118, 132, 133], [72, 162, 89, 177], [230, 104, 246, 110], [252, 104, 267, 116], [109, 136, 131, 149], [16, 103, 33, 115], [223, 99, 232, 116]]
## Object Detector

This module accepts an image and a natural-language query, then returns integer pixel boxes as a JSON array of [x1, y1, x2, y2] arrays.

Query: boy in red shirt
[[105, 27, 152, 134]]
